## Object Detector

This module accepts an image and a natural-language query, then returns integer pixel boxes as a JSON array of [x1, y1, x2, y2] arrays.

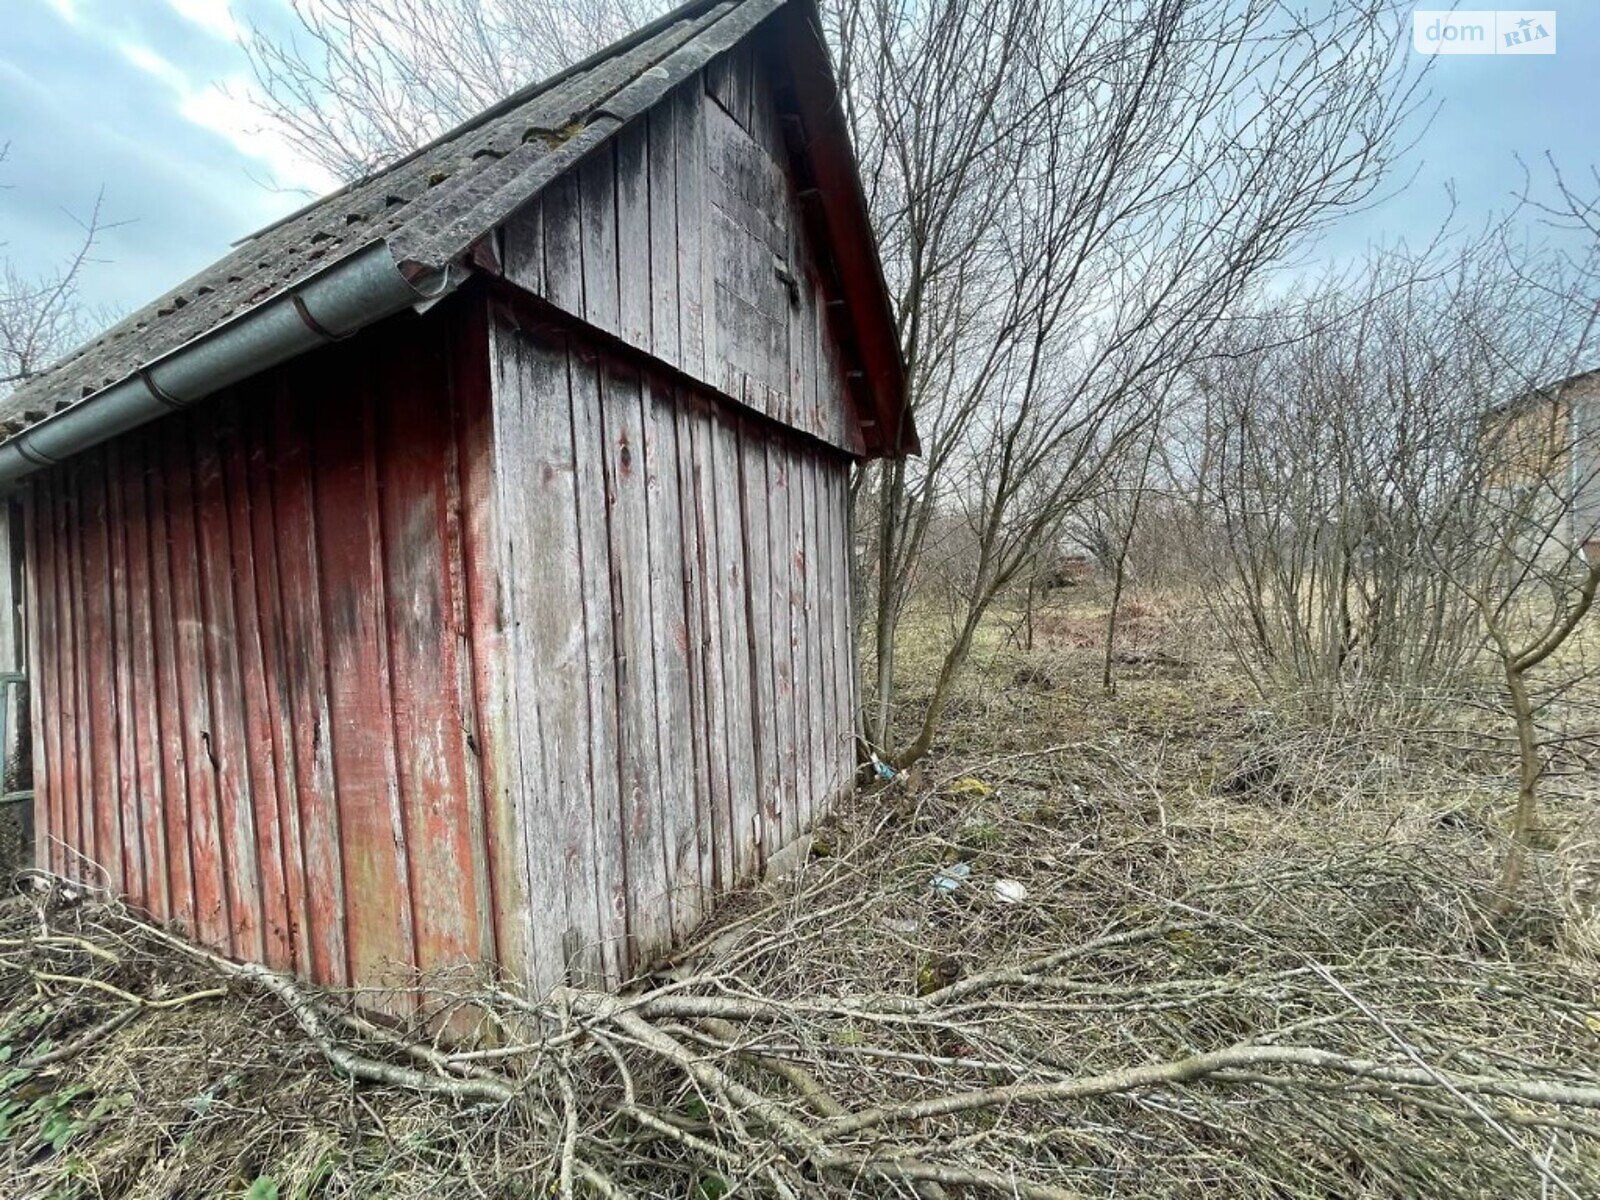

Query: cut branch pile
[[4, 727, 1600, 1197]]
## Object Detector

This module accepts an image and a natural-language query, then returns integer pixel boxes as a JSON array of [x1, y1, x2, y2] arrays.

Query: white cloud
[[179, 79, 342, 198], [114, 37, 341, 201], [165, 0, 244, 42], [38, 0, 81, 25], [117, 42, 190, 94]]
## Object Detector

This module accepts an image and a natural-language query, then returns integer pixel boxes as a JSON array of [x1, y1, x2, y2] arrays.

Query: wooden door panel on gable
[[500, 63, 865, 457]]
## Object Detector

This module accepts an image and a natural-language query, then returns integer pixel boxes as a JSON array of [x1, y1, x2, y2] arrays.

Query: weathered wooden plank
[[26, 482, 59, 875], [162, 418, 230, 950], [641, 373, 701, 937], [785, 443, 813, 830], [672, 80, 708, 380], [442, 304, 501, 970], [615, 123, 652, 352], [103, 443, 144, 905], [765, 443, 798, 841], [738, 423, 780, 859], [118, 433, 170, 921], [669, 382, 716, 922], [374, 335, 486, 978], [311, 369, 416, 1000], [543, 171, 586, 319], [501, 324, 605, 989], [568, 342, 629, 981], [54, 469, 86, 878], [579, 146, 621, 339], [829, 462, 855, 799], [598, 360, 673, 965], [269, 378, 347, 987], [193, 421, 265, 963], [502, 198, 545, 297], [646, 107, 681, 371], [219, 409, 292, 970], [78, 450, 124, 893], [479, 311, 539, 986], [801, 454, 826, 819], [685, 399, 733, 888], [817, 458, 844, 803], [712, 410, 759, 879], [140, 429, 196, 935], [241, 400, 310, 979]]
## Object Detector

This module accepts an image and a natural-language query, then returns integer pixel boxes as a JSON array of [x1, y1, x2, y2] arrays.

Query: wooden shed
[[0, 0, 912, 1000]]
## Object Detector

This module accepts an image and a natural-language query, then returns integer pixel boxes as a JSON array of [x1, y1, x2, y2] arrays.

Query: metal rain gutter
[[0, 241, 463, 490]]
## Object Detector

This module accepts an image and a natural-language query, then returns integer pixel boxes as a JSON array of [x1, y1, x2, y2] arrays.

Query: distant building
[[1484, 368, 1600, 564]]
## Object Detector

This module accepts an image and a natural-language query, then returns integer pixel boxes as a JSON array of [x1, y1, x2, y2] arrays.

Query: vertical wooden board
[[443, 307, 501, 970], [646, 106, 681, 370], [568, 344, 629, 981], [374, 336, 485, 977], [829, 464, 855, 799], [738, 425, 780, 858], [311, 374, 416, 999], [104, 443, 144, 907], [802, 456, 826, 816], [819, 461, 846, 804], [51, 474, 82, 877], [785, 443, 813, 829], [479, 314, 538, 986], [686, 401, 733, 888], [712, 412, 759, 878], [579, 146, 622, 340], [162, 417, 230, 951], [811, 454, 836, 809], [502, 198, 545, 297], [599, 361, 672, 964], [269, 381, 347, 987], [765, 445, 797, 839], [501, 326, 603, 988], [79, 451, 124, 892], [669, 385, 715, 921], [243, 396, 310, 977], [218, 412, 292, 970], [542, 171, 586, 319], [141, 430, 197, 935], [118, 434, 170, 921], [25, 483, 59, 874], [672, 80, 707, 379], [615, 123, 652, 353], [193, 421, 265, 963], [642, 374, 701, 937]]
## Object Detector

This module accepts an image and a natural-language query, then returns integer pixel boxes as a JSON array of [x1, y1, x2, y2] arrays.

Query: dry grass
[[3, 587, 1600, 1198]]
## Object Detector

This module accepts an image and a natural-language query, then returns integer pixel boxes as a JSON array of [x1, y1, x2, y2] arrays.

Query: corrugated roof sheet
[[0, 0, 776, 439]]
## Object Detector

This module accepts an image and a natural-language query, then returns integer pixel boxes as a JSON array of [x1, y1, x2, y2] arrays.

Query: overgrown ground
[[3, 587, 1600, 1198]]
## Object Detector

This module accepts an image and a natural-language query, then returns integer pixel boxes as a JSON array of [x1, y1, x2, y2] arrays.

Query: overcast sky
[[1, 0, 1596, 323]]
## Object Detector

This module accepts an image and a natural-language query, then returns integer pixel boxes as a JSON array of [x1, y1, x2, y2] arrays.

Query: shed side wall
[[26, 308, 506, 1005], [489, 304, 856, 994]]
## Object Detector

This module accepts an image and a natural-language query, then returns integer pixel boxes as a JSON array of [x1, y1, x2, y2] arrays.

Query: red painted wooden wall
[[24, 304, 506, 999]]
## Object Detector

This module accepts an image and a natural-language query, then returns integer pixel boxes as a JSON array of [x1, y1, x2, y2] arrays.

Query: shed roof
[[0, 0, 910, 470]]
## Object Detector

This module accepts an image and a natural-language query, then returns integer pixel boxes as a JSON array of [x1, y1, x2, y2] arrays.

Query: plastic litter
[[929, 862, 971, 893], [993, 879, 1029, 904]]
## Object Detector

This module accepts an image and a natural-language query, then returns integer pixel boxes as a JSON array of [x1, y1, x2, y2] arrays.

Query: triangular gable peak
[[492, 25, 879, 455], [0, 0, 909, 487]]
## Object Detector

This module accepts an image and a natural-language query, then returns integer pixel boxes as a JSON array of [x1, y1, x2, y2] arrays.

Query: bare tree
[[1185, 196, 1599, 904], [243, 0, 661, 182], [840, 0, 1424, 766], [0, 144, 109, 396]]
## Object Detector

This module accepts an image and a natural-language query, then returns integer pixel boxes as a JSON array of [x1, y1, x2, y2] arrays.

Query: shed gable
[[498, 42, 866, 456]]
